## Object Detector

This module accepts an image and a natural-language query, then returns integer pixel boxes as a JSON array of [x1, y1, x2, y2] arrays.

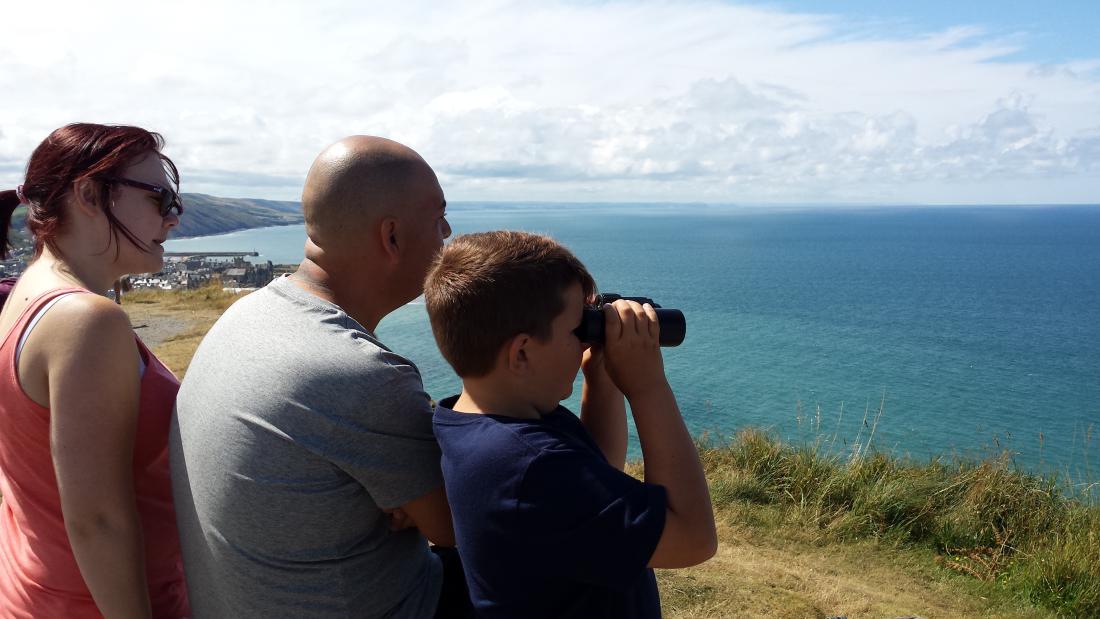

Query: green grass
[[123, 282, 245, 312], [699, 429, 1100, 617]]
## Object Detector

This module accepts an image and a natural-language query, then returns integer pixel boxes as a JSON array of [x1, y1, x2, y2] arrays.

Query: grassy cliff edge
[[121, 286, 1099, 618]]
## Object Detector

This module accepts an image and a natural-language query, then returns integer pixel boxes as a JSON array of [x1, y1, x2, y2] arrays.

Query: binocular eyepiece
[[574, 293, 686, 347]]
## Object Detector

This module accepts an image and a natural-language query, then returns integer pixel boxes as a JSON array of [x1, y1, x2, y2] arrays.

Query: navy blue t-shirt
[[433, 396, 668, 618]]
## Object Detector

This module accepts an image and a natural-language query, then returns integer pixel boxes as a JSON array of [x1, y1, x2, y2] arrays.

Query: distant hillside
[[175, 193, 303, 238], [6, 195, 303, 241]]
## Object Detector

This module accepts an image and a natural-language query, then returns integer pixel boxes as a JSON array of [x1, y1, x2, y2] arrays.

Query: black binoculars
[[574, 293, 686, 347]]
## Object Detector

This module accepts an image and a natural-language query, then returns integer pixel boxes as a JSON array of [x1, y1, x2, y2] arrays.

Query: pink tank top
[[0, 288, 190, 618]]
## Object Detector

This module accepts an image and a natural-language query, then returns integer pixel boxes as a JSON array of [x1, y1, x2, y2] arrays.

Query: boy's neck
[[452, 381, 544, 420]]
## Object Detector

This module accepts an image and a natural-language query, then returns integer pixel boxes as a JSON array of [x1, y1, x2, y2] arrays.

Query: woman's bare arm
[[44, 295, 153, 619]]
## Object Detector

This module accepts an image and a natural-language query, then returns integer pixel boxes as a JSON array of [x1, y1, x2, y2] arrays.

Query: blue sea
[[166, 204, 1100, 484]]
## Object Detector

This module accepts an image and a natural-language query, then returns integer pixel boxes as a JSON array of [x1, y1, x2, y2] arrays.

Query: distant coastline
[[5, 194, 305, 242], [171, 220, 301, 241], [172, 193, 303, 239]]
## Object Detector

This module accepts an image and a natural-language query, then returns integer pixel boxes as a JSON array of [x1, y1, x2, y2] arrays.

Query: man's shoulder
[[200, 280, 285, 334], [197, 279, 390, 362]]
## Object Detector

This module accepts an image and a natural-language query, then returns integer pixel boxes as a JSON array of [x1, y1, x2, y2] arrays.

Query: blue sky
[[1, 0, 1098, 204], [766, 0, 1099, 64]]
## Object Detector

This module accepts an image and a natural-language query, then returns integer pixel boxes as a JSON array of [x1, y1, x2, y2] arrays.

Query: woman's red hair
[[1, 123, 179, 259]]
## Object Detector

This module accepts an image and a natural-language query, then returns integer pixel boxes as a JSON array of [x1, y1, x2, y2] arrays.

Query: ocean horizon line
[[176, 196, 1100, 210], [169, 201, 1100, 242]]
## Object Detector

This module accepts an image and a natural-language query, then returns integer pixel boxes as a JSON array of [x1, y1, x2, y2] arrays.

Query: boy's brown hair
[[424, 230, 596, 378]]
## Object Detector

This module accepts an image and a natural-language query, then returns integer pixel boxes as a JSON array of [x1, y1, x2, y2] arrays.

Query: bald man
[[170, 137, 467, 618]]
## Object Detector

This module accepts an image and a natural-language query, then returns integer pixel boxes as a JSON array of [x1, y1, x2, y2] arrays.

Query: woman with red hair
[[0, 123, 189, 618]]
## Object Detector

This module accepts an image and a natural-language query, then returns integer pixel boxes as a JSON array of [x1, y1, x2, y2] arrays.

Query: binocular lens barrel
[[575, 308, 686, 347]]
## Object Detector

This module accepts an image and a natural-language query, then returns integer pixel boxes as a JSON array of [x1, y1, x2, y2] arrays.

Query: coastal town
[[1, 247, 293, 292], [0, 244, 30, 280]]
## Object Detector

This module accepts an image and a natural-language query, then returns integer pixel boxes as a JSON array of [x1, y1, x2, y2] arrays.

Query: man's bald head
[[301, 136, 438, 247]]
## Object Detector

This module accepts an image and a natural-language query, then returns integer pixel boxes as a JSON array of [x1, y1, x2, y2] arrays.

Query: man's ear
[[71, 178, 103, 218], [379, 217, 400, 261], [507, 334, 532, 374]]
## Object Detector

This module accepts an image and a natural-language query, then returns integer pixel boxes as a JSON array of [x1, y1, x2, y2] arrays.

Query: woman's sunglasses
[[102, 176, 184, 217]]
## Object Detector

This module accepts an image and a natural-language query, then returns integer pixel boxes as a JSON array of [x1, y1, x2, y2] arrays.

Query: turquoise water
[[166, 204, 1100, 481]]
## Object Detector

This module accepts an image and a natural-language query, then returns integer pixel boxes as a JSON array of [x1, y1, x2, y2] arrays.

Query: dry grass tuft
[[123, 282, 245, 312], [121, 282, 248, 377]]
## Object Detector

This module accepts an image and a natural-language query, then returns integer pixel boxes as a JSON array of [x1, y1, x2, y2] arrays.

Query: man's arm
[[580, 347, 627, 470], [395, 485, 455, 547], [351, 361, 456, 546], [601, 300, 717, 569]]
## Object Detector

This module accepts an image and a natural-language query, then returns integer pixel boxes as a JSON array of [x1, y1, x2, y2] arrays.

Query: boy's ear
[[506, 334, 532, 374], [71, 178, 103, 218]]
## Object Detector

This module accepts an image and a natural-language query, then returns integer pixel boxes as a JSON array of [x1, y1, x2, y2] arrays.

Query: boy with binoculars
[[425, 230, 716, 618]]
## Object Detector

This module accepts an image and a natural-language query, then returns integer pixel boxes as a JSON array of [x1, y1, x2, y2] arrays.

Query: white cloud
[[0, 0, 1097, 203]]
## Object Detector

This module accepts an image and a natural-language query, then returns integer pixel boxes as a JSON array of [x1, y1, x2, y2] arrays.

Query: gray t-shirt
[[170, 276, 444, 618]]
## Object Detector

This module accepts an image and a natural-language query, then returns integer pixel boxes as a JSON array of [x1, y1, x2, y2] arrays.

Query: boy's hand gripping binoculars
[[574, 293, 686, 347]]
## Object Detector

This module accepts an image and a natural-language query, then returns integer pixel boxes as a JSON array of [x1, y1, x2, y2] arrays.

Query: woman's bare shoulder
[[45, 293, 132, 337], [27, 293, 135, 363]]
